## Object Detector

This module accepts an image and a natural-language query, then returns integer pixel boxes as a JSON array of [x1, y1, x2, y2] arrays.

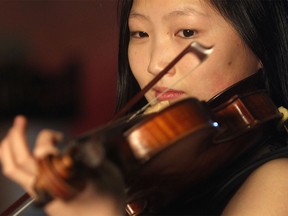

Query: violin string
[[128, 42, 213, 120]]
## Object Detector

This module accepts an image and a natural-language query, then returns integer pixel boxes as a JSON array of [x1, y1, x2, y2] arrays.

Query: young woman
[[1, 0, 288, 215]]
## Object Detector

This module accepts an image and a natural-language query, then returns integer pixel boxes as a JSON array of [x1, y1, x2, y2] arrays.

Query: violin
[[0, 42, 283, 216], [125, 73, 282, 215]]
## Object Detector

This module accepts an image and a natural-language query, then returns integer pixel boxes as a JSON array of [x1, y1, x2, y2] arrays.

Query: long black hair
[[116, 0, 146, 113], [116, 0, 288, 112]]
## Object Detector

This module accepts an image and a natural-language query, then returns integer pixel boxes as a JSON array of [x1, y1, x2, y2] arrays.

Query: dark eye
[[176, 29, 197, 38], [130, 31, 149, 38]]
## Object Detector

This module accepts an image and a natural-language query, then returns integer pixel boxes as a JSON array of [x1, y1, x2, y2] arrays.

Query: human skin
[[128, 0, 261, 104]]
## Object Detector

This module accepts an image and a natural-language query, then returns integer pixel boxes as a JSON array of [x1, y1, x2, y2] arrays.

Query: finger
[[1, 136, 36, 194], [34, 129, 63, 158], [8, 115, 37, 174]]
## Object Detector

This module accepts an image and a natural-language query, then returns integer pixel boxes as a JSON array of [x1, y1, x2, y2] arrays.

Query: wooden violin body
[[28, 72, 282, 216]]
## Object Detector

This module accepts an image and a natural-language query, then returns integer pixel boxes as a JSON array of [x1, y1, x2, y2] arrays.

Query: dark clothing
[[157, 132, 288, 216]]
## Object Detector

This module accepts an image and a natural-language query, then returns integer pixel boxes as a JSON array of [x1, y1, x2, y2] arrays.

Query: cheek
[[180, 55, 246, 101], [128, 46, 155, 102], [129, 48, 140, 79], [182, 70, 230, 101], [128, 47, 148, 88]]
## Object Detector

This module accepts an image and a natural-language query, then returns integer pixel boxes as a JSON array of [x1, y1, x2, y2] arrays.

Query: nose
[[147, 40, 176, 76]]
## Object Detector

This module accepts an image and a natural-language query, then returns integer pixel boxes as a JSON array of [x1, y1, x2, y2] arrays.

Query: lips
[[153, 87, 185, 101]]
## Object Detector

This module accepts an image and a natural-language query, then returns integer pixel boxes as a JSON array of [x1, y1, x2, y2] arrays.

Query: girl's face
[[128, 0, 261, 104]]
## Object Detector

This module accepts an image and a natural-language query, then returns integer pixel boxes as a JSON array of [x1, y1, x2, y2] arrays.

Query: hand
[[0, 116, 124, 216], [0, 115, 62, 196]]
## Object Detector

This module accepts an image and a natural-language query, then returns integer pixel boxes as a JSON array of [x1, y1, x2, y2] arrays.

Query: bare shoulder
[[222, 158, 288, 216]]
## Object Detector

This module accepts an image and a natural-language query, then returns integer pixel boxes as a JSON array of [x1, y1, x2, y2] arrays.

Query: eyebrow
[[129, 12, 147, 20], [129, 6, 207, 21], [165, 7, 207, 18]]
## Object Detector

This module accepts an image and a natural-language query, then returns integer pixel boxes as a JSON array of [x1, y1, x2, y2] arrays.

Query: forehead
[[130, 0, 213, 17]]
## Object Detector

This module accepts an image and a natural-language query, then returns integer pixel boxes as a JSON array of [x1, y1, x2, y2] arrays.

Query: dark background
[[0, 0, 119, 213]]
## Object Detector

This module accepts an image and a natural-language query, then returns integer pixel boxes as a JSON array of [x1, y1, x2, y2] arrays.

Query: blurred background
[[0, 0, 118, 214]]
